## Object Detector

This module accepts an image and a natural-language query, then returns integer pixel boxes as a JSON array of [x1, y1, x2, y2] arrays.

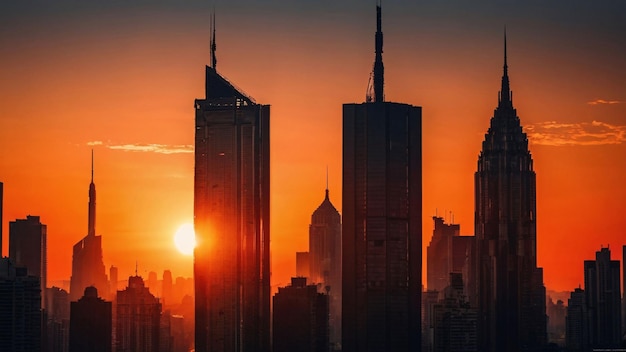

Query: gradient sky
[[1, 0, 625, 293]]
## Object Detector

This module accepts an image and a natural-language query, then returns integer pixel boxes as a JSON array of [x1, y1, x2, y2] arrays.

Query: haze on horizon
[[0, 0, 624, 292]]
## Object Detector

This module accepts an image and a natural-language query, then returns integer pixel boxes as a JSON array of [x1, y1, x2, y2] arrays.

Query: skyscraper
[[9, 215, 47, 306], [116, 275, 161, 352], [309, 185, 341, 345], [69, 286, 112, 352], [473, 33, 547, 351], [623, 245, 625, 337], [0, 181, 3, 257], [0, 257, 42, 352], [342, 5, 422, 351], [273, 277, 329, 352], [194, 15, 270, 352], [70, 153, 108, 302], [565, 287, 587, 351], [584, 247, 621, 348]]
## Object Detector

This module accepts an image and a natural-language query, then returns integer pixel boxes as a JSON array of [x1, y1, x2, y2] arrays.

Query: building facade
[[70, 157, 108, 302], [194, 22, 270, 352], [9, 215, 47, 306], [565, 287, 587, 351], [69, 286, 112, 352], [342, 5, 422, 351], [273, 277, 329, 352], [473, 34, 546, 351], [116, 276, 161, 352], [584, 247, 621, 349], [0, 257, 42, 352]]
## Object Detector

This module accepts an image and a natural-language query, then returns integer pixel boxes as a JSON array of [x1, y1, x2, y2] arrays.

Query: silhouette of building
[[70, 154, 108, 302], [162, 270, 172, 306], [69, 286, 112, 352], [0, 257, 42, 352], [565, 287, 587, 351], [546, 297, 566, 346], [9, 215, 47, 307], [309, 185, 342, 346], [109, 265, 118, 297], [473, 32, 547, 351], [422, 289, 440, 352], [623, 245, 626, 338], [0, 182, 3, 257], [116, 275, 161, 352], [432, 273, 477, 352], [193, 14, 270, 352], [46, 286, 70, 352], [584, 247, 621, 349], [273, 277, 329, 352], [342, 5, 422, 351], [426, 216, 473, 295], [296, 252, 310, 278]]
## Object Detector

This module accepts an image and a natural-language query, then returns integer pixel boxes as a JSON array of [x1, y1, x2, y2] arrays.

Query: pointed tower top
[[325, 166, 329, 200], [210, 10, 217, 70], [373, 3, 385, 103], [498, 28, 512, 108], [91, 149, 94, 183]]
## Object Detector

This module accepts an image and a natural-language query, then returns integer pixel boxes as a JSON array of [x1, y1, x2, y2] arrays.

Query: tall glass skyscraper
[[342, 5, 422, 351], [194, 18, 270, 352]]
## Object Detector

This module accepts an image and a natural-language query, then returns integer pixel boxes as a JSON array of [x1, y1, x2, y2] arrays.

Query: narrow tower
[[343, 4, 422, 351], [373, 2, 384, 103], [473, 32, 546, 351], [88, 150, 96, 237], [70, 152, 108, 301]]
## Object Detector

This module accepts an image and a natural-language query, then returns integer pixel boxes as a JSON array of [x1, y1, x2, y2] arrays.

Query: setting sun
[[174, 223, 196, 256]]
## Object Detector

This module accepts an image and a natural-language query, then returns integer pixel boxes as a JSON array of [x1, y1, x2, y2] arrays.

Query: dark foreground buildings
[[473, 33, 547, 351], [273, 277, 329, 352], [0, 258, 42, 352], [116, 275, 161, 352], [69, 286, 112, 352], [342, 5, 422, 351], [583, 247, 621, 349], [9, 215, 47, 306], [194, 17, 270, 352], [70, 154, 108, 301]]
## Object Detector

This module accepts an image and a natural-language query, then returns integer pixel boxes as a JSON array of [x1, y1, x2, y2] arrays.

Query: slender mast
[[88, 150, 96, 237], [373, 2, 384, 103]]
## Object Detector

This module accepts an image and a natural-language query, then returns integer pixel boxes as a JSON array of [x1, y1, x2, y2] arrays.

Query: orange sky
[[0, 1, 625, 293]]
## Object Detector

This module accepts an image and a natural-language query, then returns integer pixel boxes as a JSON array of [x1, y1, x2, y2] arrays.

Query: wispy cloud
[[525, 120, 626, 146], [587, 99, 623, 105], [87, 141, 193, 154]]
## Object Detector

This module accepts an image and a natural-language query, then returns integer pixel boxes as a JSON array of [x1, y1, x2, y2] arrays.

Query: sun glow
[[174, 223, 196, 256]]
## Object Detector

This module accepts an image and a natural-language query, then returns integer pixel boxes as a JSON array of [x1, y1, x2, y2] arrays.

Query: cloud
[[87, 141, 193, 154], [587, 99, 623, 105], [525, 120, 626, 146]]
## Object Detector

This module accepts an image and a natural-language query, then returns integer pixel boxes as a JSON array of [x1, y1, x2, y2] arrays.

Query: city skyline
[[1, 0, 625, 292]]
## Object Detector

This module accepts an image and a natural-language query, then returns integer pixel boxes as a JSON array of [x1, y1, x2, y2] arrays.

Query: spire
[[91, 149, 94, 183], [210, 10, 217, 70], [499, 28, 512, 108], [325, 167, 329, 200], [373, 2, 384, 103], [88, 150, 96, 237]]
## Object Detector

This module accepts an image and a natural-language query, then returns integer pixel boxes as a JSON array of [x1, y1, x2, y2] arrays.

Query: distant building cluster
[[0, 162, 194, 352]]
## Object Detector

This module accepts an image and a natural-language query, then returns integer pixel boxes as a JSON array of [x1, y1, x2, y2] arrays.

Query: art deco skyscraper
[[308, 184, 341, 345], [342, 5, 422, 351], [194, 16, 270, 352], [70, 153, 108, 301], [474, 33, 547, 351]]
